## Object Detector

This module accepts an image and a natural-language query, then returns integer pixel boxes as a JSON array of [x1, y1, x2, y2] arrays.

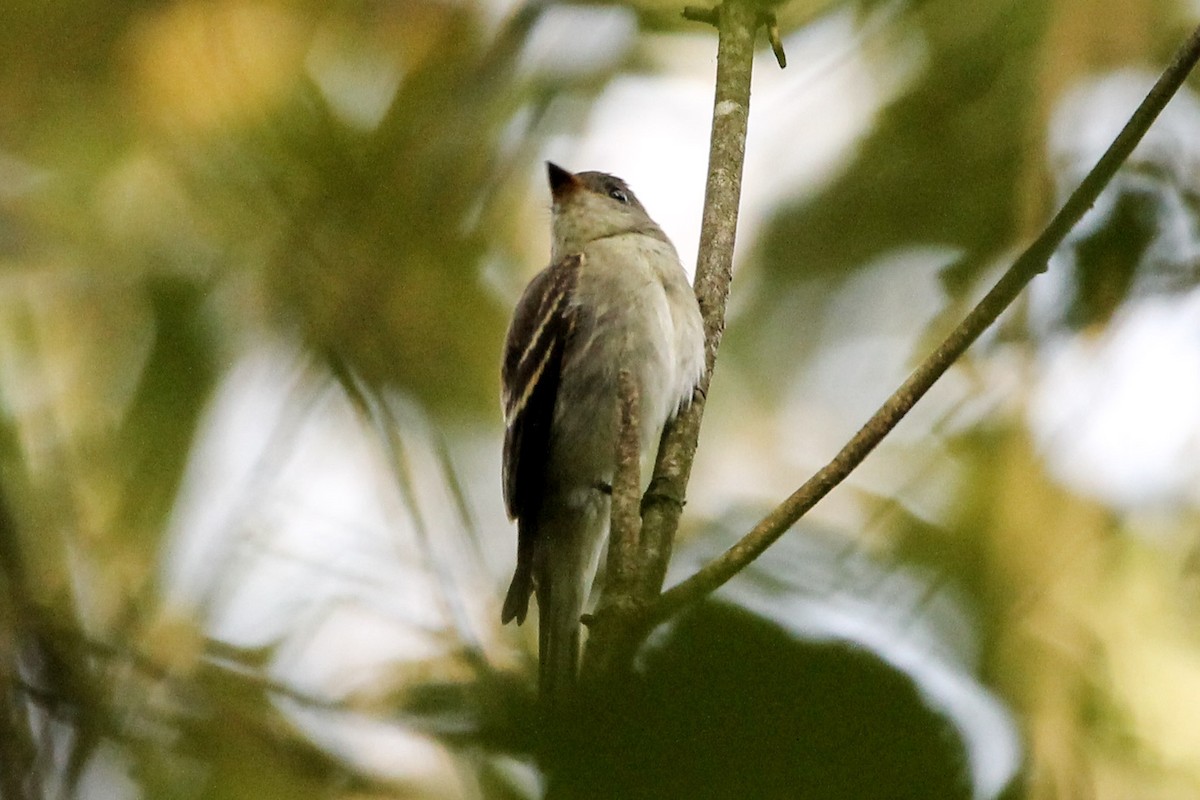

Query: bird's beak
[[547, 162, 579, 199]]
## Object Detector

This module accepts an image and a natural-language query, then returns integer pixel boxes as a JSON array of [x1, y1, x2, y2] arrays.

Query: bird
[[500, 162, 705, 703]]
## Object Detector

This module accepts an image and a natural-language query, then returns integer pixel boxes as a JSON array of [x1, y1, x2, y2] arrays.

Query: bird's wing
[[501, 253, 583, 520]]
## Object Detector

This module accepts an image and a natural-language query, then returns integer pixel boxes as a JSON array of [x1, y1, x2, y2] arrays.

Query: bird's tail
[[534, 503, 605, 708], [501, 518, 536, 625]]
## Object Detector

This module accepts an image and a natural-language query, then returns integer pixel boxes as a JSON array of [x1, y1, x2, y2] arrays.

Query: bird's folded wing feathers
[[501, 253, 583, 520]]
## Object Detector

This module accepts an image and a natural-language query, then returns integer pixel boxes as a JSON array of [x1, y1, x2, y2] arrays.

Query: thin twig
[[760, 11, 787, 69], [682, 5, 719, 25], [649, 21, 1200, 625]]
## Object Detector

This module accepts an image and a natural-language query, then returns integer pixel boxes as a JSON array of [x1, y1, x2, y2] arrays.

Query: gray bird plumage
[[500, 163, 705, 704]]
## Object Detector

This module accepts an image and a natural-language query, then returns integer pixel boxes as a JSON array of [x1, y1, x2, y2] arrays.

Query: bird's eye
[[608, 187, 629, 204]]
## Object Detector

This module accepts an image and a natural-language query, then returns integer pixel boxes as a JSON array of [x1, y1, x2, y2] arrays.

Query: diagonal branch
[[649, 21, 1200, 625]]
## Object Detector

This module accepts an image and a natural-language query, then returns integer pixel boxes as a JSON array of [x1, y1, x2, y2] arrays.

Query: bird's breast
[[551, 235, 702, 471]]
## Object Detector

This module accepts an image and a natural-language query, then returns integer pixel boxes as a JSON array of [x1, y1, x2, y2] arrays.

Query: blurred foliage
[[552, 602, 971, 799], [1, 0, 1200, 798], [758, 0, 1051, 284]]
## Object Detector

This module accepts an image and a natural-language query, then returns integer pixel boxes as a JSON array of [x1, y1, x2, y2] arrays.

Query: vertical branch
[[606, 369, 644, 596], [575, 0, 760, 684], [580, 370, 642, 682], [577, 0, 760, 681], [637, 0, 759, 601]]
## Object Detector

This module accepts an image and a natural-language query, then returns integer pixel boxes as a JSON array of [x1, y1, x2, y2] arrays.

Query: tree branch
[[649, 21, 1200, 625], [579, 370, 642, 682], [571, 0, 762, 688], [635, 0, 759, 606]]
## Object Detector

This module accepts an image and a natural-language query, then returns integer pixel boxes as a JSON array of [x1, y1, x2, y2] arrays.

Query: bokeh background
[[2, 0, 1200, 797]]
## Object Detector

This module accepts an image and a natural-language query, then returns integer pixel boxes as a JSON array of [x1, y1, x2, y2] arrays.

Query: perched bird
[[500, 163, 705, 702]]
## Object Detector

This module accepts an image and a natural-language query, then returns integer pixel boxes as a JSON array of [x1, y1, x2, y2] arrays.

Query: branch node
[[641, 478, 686, 514]]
